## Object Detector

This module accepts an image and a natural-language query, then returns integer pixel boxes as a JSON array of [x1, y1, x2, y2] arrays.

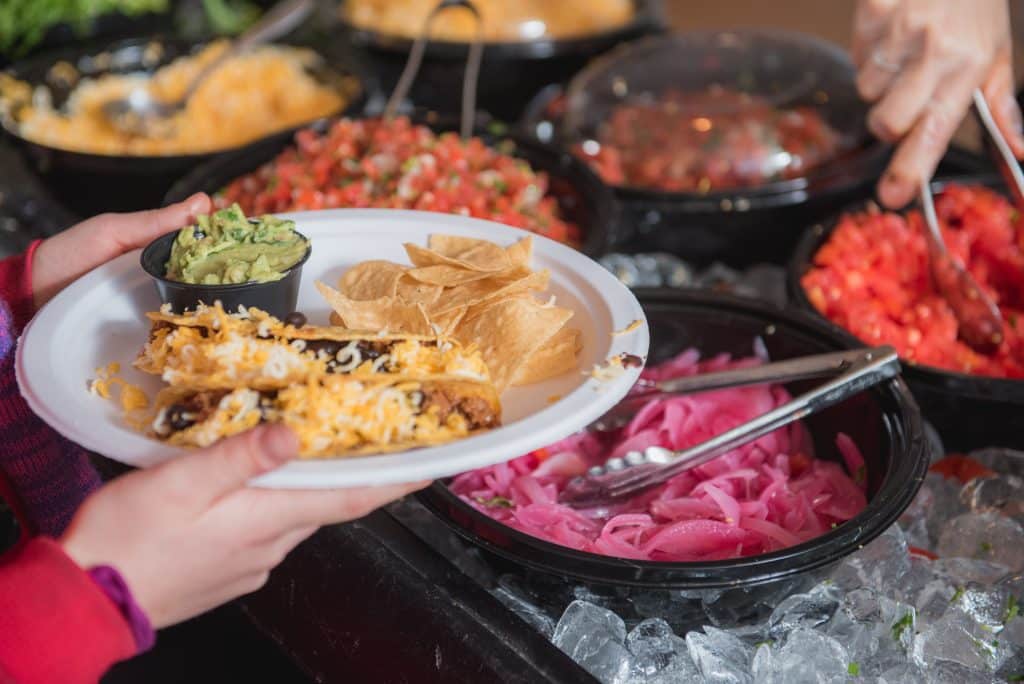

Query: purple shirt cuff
[[87, 565, 156, 652]]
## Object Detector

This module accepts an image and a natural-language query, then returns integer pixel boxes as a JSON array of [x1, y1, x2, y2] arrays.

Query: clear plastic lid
[[563, 31, 869, 194], [343, 0, 636, 43]]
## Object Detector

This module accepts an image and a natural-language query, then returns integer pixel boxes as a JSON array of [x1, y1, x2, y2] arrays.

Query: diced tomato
[[801, 185, 1024, 378], [215, 117, 579, 246]]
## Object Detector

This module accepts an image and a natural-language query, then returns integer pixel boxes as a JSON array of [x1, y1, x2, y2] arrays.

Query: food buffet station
[[2, 1, 1024, 683]]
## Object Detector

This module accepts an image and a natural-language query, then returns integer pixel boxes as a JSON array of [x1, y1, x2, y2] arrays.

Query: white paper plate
[[17, 210, 648, 488]]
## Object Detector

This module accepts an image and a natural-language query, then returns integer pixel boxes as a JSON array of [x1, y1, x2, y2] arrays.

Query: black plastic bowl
[[338, 0, 665, 121], [0, 36, 364, 217], [521, 30, 890, 267], [788, 177, 1024, 452], [140, 230, 311, 318], [164, 116, 620, 258], [416, 289, 926, 615]]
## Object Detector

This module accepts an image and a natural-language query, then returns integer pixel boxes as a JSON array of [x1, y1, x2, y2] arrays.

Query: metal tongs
[[558, 346, 900, 509], [383, 0, 483, 139]]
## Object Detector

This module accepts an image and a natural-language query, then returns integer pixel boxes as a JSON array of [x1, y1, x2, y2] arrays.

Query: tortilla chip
[[431, 269, 550, 316], [427, 235, 511, 271], [405, 243, 508, 272], [511, 327, 582, 386], [395, 277, 444, 305], [505, 237, 532, 268], [339, 261, 408, 300], [431, 306, 468, 336], [405, 265, 494, 287], [316, 281, 433, 335], [452, 296, 573, 390]]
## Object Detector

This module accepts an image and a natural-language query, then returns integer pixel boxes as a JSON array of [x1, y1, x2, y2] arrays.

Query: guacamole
[[165, 204, 309, 285]]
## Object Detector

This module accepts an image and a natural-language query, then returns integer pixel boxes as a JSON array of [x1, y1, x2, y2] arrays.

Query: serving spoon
[[102, 0, 314, 137], [919, 178, 1003, 354]]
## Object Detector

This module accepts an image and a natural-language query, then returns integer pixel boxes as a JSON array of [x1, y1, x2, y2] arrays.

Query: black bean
[[284, 312, 307, 328], [167, 404, 194, 431]]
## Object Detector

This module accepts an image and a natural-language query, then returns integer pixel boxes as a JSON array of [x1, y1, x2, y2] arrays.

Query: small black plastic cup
[[140, 230, 311, 319]]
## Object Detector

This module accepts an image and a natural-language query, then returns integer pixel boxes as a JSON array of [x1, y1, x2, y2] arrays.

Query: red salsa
[[802, 185, 1024, 378], [574, 87, 844, 193], [216, 116, 580, 245]]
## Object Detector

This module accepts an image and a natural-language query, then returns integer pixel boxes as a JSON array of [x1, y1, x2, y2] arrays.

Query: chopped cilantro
[[979, 541, 993, 555], [1006, 595, 1020, 624], [1011, 313, 1020, 329], [1007, 675, 1024, 682], [952, 587, 965, 603], [891, 612, 914, 641], [847, 662, 860, 676], [854, 465, 867, 486], [754, 640, 774, 649], [474, 495, 513, 509], [493, 179, 509, 193]]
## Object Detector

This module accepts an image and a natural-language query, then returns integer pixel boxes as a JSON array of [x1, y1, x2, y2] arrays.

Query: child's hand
[[59, 424, 426, 628], [31, 193, 212, 310]]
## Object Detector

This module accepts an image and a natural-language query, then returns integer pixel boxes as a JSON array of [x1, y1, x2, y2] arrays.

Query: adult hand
[[852, 0, 1024, 208], [59, 424, 427, 629], [31, 193, 211, 310]]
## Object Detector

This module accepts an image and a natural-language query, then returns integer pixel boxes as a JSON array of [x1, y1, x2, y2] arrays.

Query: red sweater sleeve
[[0, 240, 40, 336], [0, 537, 135, 684]]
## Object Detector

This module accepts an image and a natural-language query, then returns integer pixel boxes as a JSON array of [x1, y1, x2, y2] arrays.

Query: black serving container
[[0, 36, 364, 217], [416, 289, 927, 627], [522, 30, 890, 267], [788, 176, 1024, 452], [164, 116, 621, 258], [338, 0, 665, 121], [140, 229, 310, 318]]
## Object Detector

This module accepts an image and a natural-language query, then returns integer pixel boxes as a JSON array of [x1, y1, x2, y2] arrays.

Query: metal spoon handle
[[182, 0, 315, 102], [383, 0, 484, 139], [973, 88, 1024, 209]]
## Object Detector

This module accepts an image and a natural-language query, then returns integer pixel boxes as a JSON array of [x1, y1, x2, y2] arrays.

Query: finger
[[856, 17, 921, 103], [866, 57, 950, 142], [239, 480, 432, 532], [100, 193, 212, 252], [159, 424, 298, 504], [851, 0, 899, 67], [982, 51, 1024, 158], [877, 70, 978, 208]]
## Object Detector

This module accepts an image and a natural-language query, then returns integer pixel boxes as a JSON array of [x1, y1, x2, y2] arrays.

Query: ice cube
[[933, 557, 1011, 586], [825, 588, 916, 676], [624, 618, 699, 682], [552, 601, 633, 684], [877, 662, 927, 683], [961, 474, 1024, 519], [750, 628, 849, 684], [937, 512, 1024, 572], [686, 625, 754, 684], [970, 448, 1024, 478], [911, 604, 1014, 673], [492, 576, 557, 639], [736, 264, 787, 308], [924, 660, 1002, 684], [766, 581, 840, 640], [923, 473, 969, 543], [830, 524, 910, 591]]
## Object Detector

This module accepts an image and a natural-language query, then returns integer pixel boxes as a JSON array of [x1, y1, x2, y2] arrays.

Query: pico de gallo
[[215, 116, 580, 245], [802, 185, 1024, 378], [574, 87, 844, 193]]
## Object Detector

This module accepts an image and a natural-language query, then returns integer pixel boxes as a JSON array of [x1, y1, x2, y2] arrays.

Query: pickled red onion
[[450, 348, 868, 562]]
